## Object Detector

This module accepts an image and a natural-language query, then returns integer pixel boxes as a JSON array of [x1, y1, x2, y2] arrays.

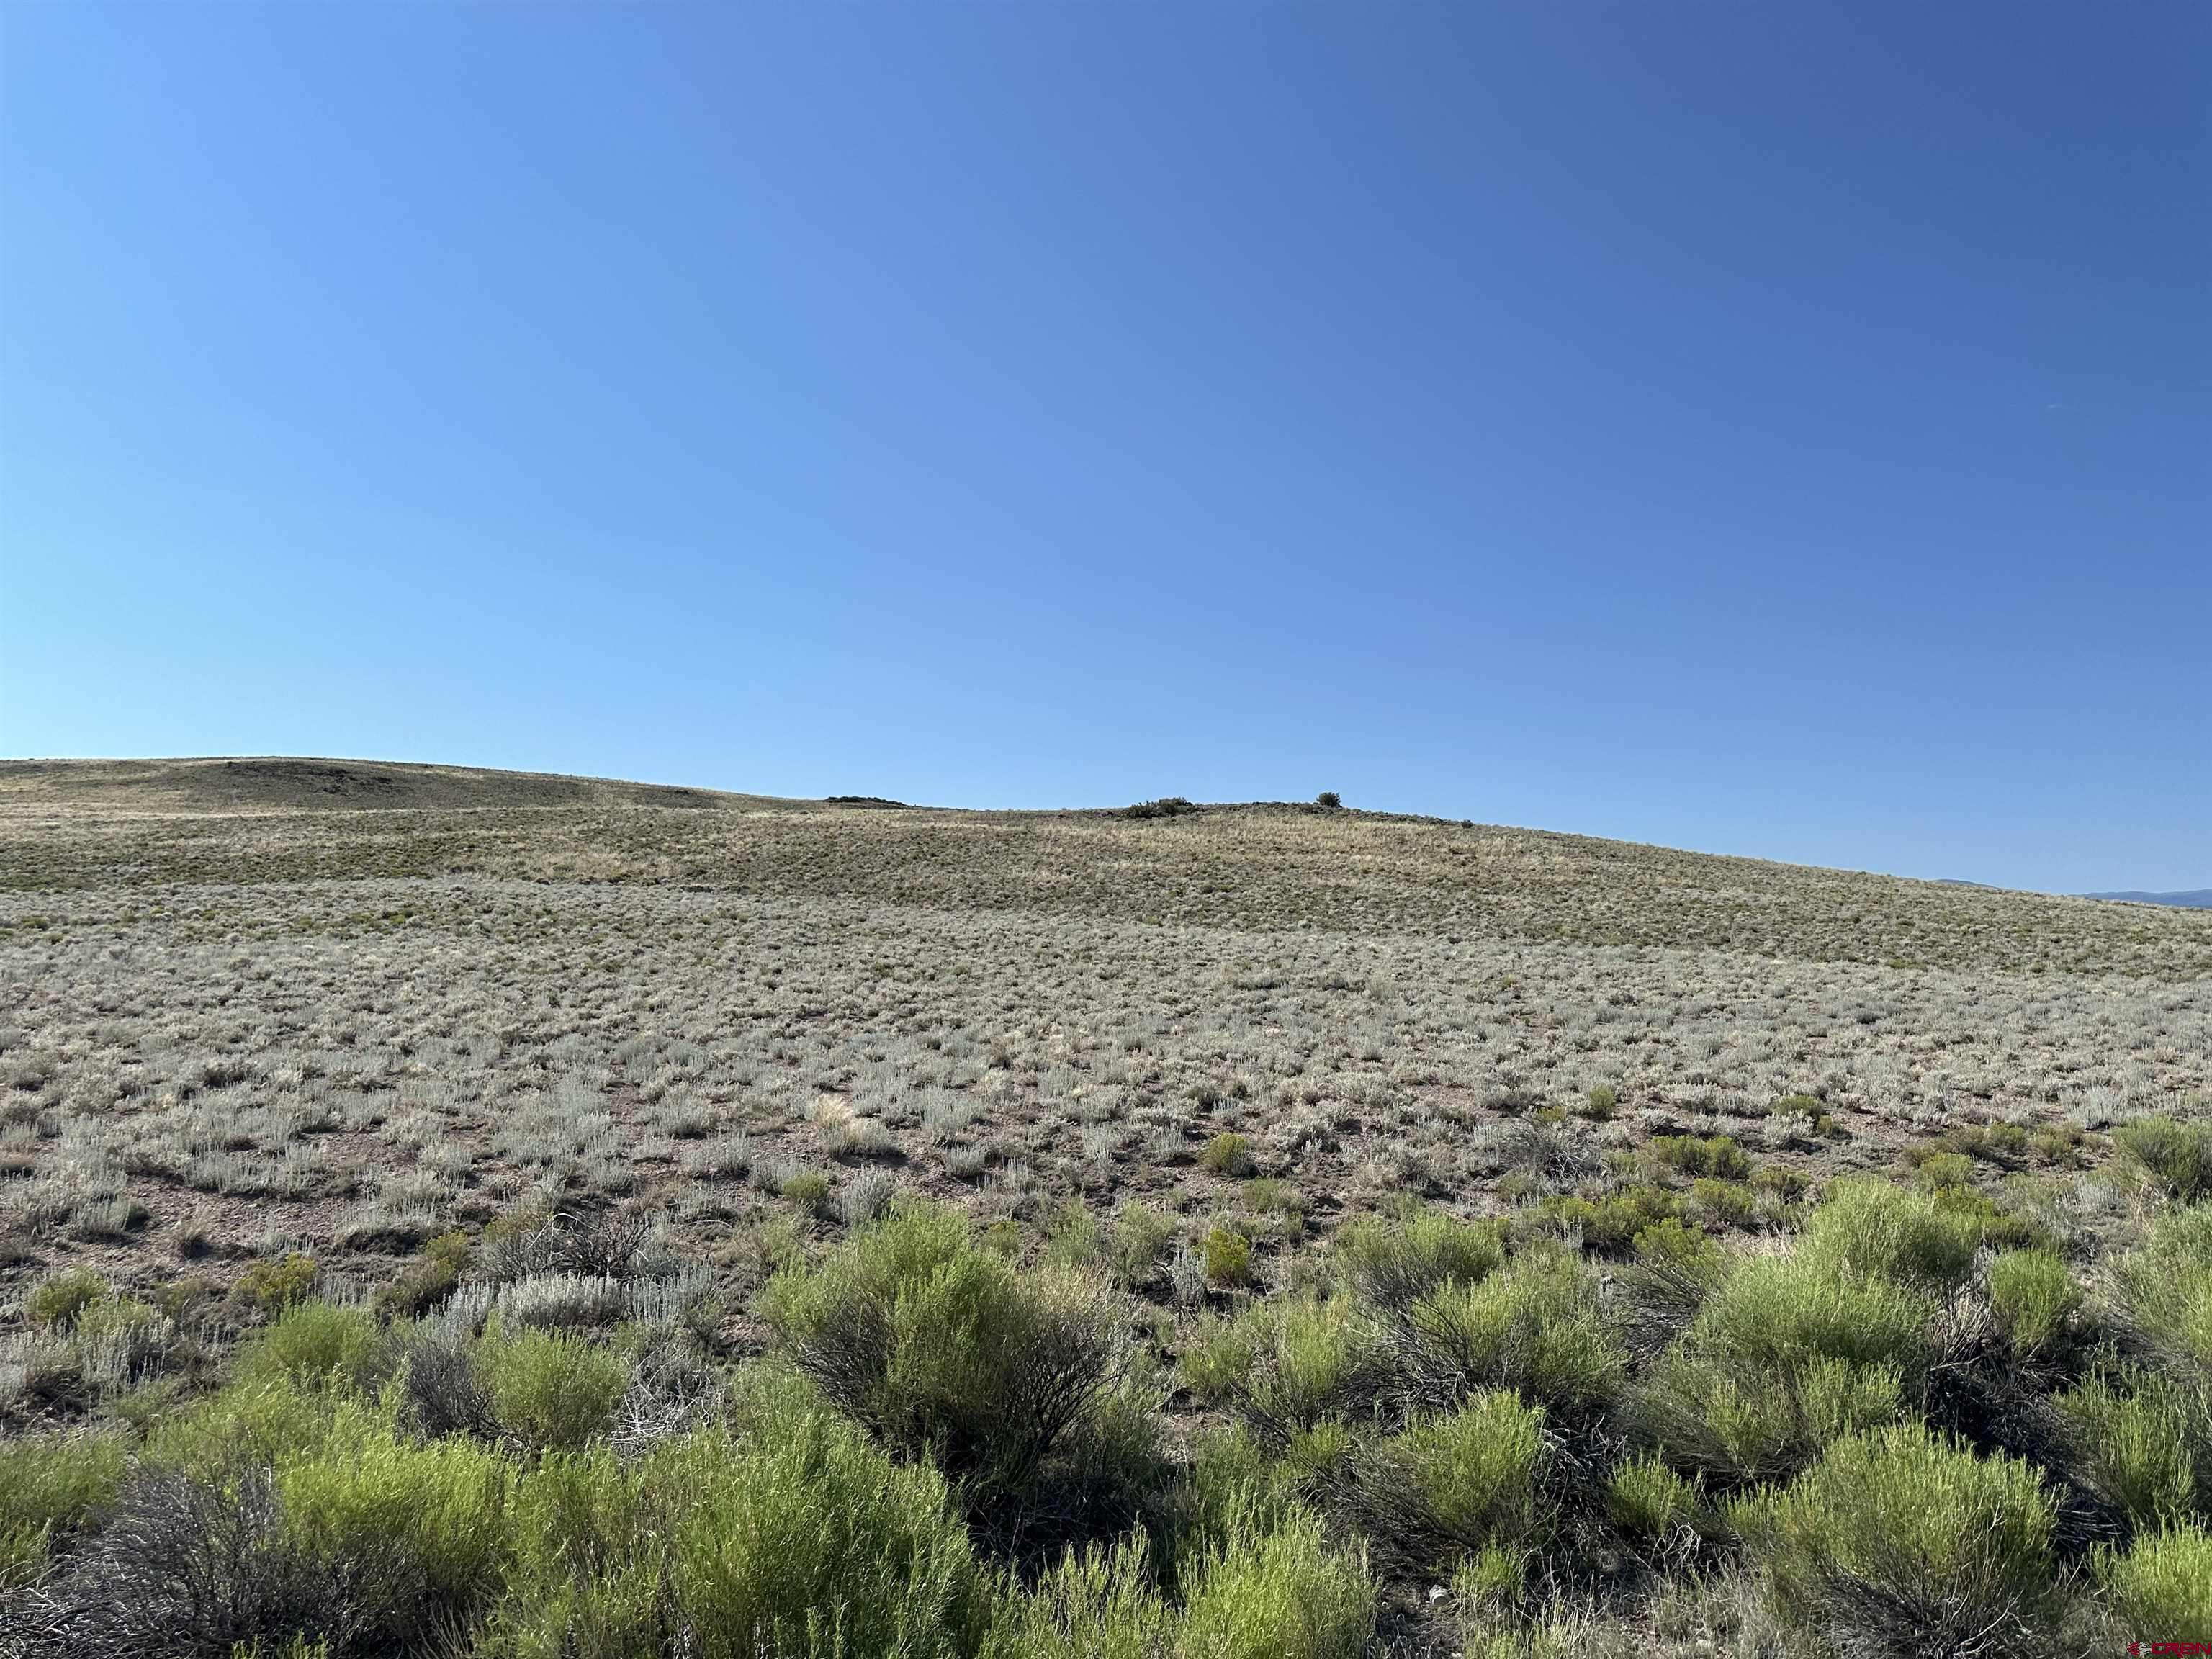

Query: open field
[[3, 759, 2210, 1655]]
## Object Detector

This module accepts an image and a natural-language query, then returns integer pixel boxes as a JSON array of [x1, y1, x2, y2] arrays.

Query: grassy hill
[[0, 755, 760, 813], [2088, 888, 2212, 909], [2, 759, 2208, 1654], [6, 757, 2205, 978]]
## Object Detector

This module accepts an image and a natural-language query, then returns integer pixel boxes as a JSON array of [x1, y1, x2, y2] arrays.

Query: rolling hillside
[[5, 757, 2206, 979], [3, 759, 2208, 1655]]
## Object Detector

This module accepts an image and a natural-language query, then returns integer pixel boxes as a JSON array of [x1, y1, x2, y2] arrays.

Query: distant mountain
[[2085, 889, 2212, 909]]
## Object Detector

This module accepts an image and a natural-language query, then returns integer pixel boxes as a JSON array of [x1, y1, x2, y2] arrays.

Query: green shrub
[[1183, 1295, 1385, 1441], [1650, 1136, 1751, 1182], [673, 1398, 992, 1655], [983, 1535, 1170, 1659], [1182, 1310, 1267, 1408], [2136, 1197, 2212, 1266], [1605, 1453, 1699, 1539], [2095, 1523, 2212, 1640], [1800, 1177, 1983, 1290], [0, 1431, 126, 1588], [1987, 1247, 2081, 1352], [1753, 1164, 1810, 1200], [1627, 1212, 1725, 1292], [1359, 1392, 1546, 1569], [2115, 1115, 2212, 1204], [1202, 1226, 1254, 1289], [1253, 1297, 1385, 1437], [779, 1168, 833, 1217], [1908, 1149, 1977, 1192], [1406, 1249, 1625, 1418], [2112, 1203, 2212, 1368], [1044, 1200, 1103, 1269], [378, 1231, 470, 1317], [1125, 796, 1200, 819], [469, 1439, 660, 1656], [1707, 1250, 1935, 1375], [1179, 1506, 1375, 1659], [482, 1388, 992, 1659], [235, 1251, 320, 1315], [1334, 1208, 1503, 1312], [763, 1200, 1146, 1518], [1614, 1218, 1726, 1350], [1169, 1424, 1305, 1575], [277, 1397, 516, 1624], [1635, 1347, 1903, 1488], [64, 1393, 516, 1653], [1254, 1299, 1380, 1431], [1537, 1184, 1678, 1256], [235, 1300, 385, 1394], [105, 1375, 195, 1444], [1283, 1420, 1357, 1493], [1109, 1202, 1179, 1294], [1627, 1253, 1925, 1484], [1451, 1541, 1531, 1611], [1583, 1085, 1619, 1118], [1689, 1178, 1755, 1228], [35, 1454, 482, 1654], [1202, 1133, 1256, 1177], [145, 1369, 341, 1478], [1771, 1094, 1837, 1138], [1938, 1120, 2031, 1165], [1929, 1179, 2047, 1251], [2057, 1372, 2210, 1529], [1737, 1421, 2057, 1653], [477, 1321, 631, 1451], [2031, 1125, 2088, 1167], [1635, 1215, 1725, 1274], [25, 1266, 110, 1331]]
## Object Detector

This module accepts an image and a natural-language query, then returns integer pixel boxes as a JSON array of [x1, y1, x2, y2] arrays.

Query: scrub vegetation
[[2, 757, 2210, 1655]]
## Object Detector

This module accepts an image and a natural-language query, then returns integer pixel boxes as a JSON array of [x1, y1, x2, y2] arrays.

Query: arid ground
[[3, 759, 2208, 1655]]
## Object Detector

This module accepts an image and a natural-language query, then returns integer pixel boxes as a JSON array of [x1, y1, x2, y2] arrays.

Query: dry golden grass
[[1, 757, 2206, 1310], [3, 760, 2209, 1653]]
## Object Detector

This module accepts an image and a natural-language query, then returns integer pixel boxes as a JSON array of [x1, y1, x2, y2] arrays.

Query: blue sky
[[3, 3, 2204, 894]]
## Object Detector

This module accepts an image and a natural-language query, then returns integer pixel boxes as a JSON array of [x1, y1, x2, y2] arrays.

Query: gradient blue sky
[[3, 3, 2205, 894]]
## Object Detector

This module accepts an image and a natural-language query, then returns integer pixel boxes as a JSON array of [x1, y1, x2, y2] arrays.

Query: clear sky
[[2, 3, 2205, 894]]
